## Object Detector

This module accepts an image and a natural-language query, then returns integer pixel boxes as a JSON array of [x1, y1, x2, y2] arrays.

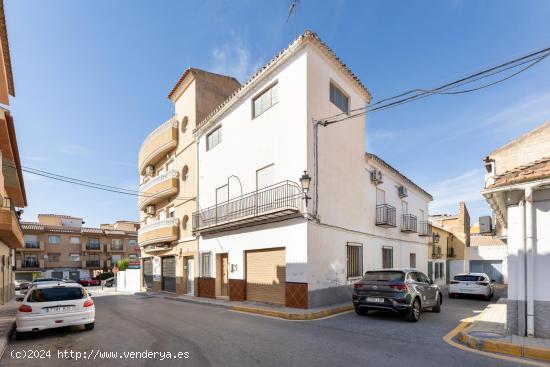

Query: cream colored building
[[0, 0, 27, 304], [138, 69, 239, 294], [16, 214, 139, 281]]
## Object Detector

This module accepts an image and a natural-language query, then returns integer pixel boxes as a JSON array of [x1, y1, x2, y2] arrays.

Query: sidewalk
[[143, 292, 353, 320], [457, 298, 550, 363], [0, 301, 17, 358]]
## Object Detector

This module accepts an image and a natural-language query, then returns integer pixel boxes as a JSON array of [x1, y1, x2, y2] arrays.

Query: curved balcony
[[139, 169, 179, 210], [138, 218, 179, 247], [138, 117, 178, 174]]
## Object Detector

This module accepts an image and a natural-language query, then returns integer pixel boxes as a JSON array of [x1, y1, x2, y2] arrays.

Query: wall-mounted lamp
[[300, 171, 312, 206]]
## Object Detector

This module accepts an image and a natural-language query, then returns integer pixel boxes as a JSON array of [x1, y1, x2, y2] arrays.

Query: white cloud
[[428, 168, 485, 214], [210, 35, 263, 83]]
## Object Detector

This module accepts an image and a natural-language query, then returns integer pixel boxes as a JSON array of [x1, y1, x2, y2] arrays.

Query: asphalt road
[[2, 287, 528, 367]]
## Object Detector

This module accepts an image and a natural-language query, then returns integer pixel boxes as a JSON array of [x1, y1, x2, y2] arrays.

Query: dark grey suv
[[352, 269, 442, 322]]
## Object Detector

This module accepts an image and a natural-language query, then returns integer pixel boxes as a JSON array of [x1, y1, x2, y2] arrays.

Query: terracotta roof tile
[[488, 156, 550, 188], [470, 234, 506, 247]]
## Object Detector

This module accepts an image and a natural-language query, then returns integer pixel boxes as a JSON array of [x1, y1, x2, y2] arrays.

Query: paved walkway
[[0, 301, 17, 358]]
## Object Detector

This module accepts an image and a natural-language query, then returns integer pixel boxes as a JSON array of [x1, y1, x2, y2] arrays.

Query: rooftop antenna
[[286, 0, 299, 38]]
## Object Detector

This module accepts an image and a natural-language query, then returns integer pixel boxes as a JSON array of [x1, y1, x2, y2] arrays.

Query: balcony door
[[215, 185, 228, 222], [376, 188, 385, 205], [256, 164, 274, 211]]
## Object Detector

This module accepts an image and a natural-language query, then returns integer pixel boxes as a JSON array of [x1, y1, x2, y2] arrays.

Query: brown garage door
[[246, 248, 286, 305]]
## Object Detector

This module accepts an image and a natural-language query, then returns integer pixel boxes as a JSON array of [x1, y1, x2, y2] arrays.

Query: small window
[[69, 253, 81, 262], [330, 82, 349, 114], [128, 239, 137, 247], [382, 247, 393, 269], [206, 126, 222, 151], [47, 253, 60, 262], [111, 239, 123, 250], [89, 238, 100, 246], [70, 236, 81, 245], [410, 253, 416, 268], [347, 243, 363, 278], [200, 252, 212, 277], [253, 82, 279, 118], [48, 235, 60, 244]]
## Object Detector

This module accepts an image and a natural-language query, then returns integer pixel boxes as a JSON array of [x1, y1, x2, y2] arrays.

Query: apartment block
[[138, 68, 240, 294], [192, 31, 432, 308], [0, 0, 27, 304], [16, 214, 138, 281]]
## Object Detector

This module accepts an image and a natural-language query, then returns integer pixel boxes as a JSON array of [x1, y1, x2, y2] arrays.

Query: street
[[2, 288, 527, 367]]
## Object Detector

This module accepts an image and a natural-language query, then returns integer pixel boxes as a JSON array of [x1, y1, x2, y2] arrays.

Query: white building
[[467, 234, 507, 284], [192, 31, 432, 308], [482, 121, 550, 338]]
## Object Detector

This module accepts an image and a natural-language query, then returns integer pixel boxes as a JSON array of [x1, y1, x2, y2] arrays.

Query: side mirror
[[427, 278, 434, 285]]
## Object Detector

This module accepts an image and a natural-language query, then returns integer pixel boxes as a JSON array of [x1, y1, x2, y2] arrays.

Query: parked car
[[78, 278, 101, 287], [19, 278, 66, 294], [15, 282, 95, 339], [102, 277, 115, 288], [14, 279, 30, 291], [352, 269, 442, 322], [449, 273, 495, 300]]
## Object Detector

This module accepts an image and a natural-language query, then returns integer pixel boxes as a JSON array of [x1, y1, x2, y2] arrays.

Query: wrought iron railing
[[86, 243, 101, 250], [193, 181, 303, 230], [401, 214, 417, 232], [86, 260, 101, 267], [432, 245, 442, 258], [375, 204, 396, 227], [418, 221, 432, 236], [22, 260, 39, 268], [24, 241, 40, 249], [447, 247, 456, 258]]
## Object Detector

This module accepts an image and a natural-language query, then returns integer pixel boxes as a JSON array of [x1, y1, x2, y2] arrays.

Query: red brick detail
[[229, 279, 246, 301], [197, 277, 215, 298], [285, 282, 308, 309]]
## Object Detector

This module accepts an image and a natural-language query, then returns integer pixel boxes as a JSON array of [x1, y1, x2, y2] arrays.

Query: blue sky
[[6, 0, 550, 226]]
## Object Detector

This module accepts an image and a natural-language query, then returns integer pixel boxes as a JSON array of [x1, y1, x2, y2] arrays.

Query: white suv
[[449, 273, 495, 300], [16, 282, 95, 339]]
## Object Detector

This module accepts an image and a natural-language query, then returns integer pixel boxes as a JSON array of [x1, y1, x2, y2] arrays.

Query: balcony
[[24, 241, 44, 251], [138, 217, 179, 247], [139, 169, 179, 209], [375, 204, 396, 227], [109, 244, 125, 252], [193, 181, 304, 234], [447, 248, 456, 258], [82, 243, 102, 252], [138, 118, 178, 174], [82, 259, 102, 268], [418, 221, 432, 237], [17, 259, 45, 269], [0, 198, 24, 248], [401, 214, 417, 233], [431, 246, 442, 259]]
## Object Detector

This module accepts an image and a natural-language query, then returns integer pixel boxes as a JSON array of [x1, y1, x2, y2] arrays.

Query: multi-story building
[[192, 31, 432, 308], [428, 202, 470, 285], [16, 214, 138, 281], [138, 69, 240, 294], [0, 0, 27, 304], [482, 120, 550, 338]]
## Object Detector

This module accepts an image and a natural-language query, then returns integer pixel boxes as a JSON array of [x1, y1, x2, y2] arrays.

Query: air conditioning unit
[[479, 216, 492, 234], [370, 169, 383, 184], [145, 165, 155, 177], [146, 205, 155, 215], [398, 186, 408, 198]]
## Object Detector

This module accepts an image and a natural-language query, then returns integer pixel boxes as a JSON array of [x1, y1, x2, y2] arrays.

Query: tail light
[[353, 283, 363, 289], [18, 304, 32, 313], [477, 281, 489, 286], [389, 284, 409, 292], [83, 299, 94, 307], [450, 281, 459, 284]]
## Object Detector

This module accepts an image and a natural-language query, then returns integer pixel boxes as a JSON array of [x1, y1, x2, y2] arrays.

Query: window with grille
[[382, 247, 393, 269], [48, 235, 60, 244], [200, 252, 212, 277], [347, 243, 363, 278]]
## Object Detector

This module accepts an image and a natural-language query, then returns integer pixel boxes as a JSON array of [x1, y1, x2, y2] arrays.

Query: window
[[207, 126, 222, 151], [89, 238, 100, 246], [48, 235, 60, 244], [112, 254, 122, 264], [382, 247, 393, 269], [47, 253, 60, 262], [253, 82, 278, 118], [410, 253, 416, 268], [376, 188, 385, 205], [111, 239, 123, 251], [256, 164, 274, 190], [69, 253, 81, 262], [216, 185, 228, 205], [402, 201, 408, 215], [346, 243, 363, 278], [330, 82, 349, 114], [128, 239, 137, 248], [24, 235, 39, 249], [70, 236, 81, 245], [200, 252, 212, 277], [434, 262, 445, 280]]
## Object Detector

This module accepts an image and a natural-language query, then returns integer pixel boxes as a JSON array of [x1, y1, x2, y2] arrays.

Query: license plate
[[460, 289, 469, 293], [46, 306, 74, 313], [366, 297, 384, 303]]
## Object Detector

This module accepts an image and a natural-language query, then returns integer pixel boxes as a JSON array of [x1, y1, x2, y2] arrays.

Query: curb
[[457, 329, 550, 363], [164, 296, 232, 310]]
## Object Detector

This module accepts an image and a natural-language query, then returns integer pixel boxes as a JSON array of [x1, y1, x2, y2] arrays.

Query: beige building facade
[[138, 69, 239, 294], [16, 214, 138, 281]]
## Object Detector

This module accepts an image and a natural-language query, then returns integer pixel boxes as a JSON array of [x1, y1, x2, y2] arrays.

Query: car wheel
[[84, 322, 95, 331], [484, 293, 492, 301], [15, 331, 27, 340], [405, 298, 421, 322], [355, 306, 368, 316], [432, 294, 442, 313]]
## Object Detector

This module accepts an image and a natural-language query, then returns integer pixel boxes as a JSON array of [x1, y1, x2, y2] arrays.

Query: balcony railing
[[193, 181, 303, 233], [21, 259, 43, 268], [86, 260, 101, 267], [0, 197, 24, 248], [24, 241, 43, 250], [418, 221, 432, 236], [85, 243, 101, 251], [109, 244, 124, 252], [375, 204, 396, 227], [401, 214, 417, 232], [138, 217, 180, 247], [447, 248, 456, 258], [432, 246, 442, 259], [139, 169, 179, 209]]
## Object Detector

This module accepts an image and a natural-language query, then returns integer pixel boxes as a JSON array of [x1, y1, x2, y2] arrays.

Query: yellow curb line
[[443, 322, 550, 367], [230, 304, 354, 321]]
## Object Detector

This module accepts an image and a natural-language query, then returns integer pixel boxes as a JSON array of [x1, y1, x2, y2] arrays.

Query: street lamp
[[300, 171, 311, 206]]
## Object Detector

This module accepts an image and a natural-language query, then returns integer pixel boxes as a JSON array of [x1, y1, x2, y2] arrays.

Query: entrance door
[[143, 258, 153, 289], [186, 258, 194, 295], [221, 254, 228, 297], [246, 248, 286, 305], [161, 256, 176, 292]]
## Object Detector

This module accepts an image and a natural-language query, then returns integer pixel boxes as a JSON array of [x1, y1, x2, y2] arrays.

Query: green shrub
[[117, 258, 130, 271], [98, 272, 114, 280]]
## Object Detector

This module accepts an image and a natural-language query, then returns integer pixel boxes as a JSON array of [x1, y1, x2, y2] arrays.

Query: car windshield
[[362, 271, 405, 282], [34, 278, 63, 283], [454, 275, 483, 282], [27, 287, 85, 302]]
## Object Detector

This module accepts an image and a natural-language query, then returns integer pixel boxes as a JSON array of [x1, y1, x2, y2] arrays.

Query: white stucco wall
[[467, 245, 508, 284]]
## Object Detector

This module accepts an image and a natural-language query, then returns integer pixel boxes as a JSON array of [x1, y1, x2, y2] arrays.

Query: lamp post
[[300, 171, 312, 207]]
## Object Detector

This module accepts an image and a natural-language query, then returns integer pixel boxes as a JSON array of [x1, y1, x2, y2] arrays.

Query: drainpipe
[[525, 186, 535, 337]]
